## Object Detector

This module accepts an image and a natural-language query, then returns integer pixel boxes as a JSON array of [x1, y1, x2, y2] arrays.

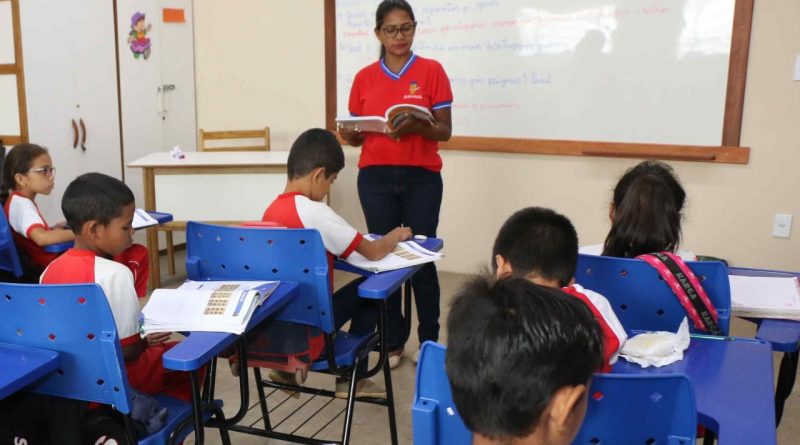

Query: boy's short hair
[[446, 276, 603, 440], [492, 207, 578, 287], [62, 173, 135, 233], [287, 129, 345, 179]]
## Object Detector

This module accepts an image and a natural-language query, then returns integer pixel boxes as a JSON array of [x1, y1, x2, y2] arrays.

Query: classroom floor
[[155, 253, 800, 445]]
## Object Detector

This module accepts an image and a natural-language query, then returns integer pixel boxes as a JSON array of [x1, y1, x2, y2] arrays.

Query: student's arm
[[28, 226, 75, 246], [355, 227, 413, 261], [388, 107, 452, 141]]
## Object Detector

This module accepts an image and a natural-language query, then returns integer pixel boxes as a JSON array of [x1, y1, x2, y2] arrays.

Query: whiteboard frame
[[324, 0, 753, 165]]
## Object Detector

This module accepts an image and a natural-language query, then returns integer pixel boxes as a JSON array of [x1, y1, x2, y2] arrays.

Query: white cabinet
[[19, 0, 122, 222], [18, 0, 196, 224]]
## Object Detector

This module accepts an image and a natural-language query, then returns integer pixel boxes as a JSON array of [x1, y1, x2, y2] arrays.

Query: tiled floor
[[155, 255, 800, 444]]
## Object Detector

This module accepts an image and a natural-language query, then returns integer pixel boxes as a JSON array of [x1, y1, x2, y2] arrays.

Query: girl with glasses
[[338, 0, 453, 368]]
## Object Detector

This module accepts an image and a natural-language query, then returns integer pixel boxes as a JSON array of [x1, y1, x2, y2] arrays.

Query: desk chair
[[157, 127, 272, 277], [185, 222, 397, 445], [412, 342, 697, 445], [0, 209, 24, 281], [0, 282, 230, 445], [575, 254, 731, 335]]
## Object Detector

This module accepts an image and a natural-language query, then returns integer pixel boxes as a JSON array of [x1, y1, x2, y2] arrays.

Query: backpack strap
[[636, 252, 723, 336]]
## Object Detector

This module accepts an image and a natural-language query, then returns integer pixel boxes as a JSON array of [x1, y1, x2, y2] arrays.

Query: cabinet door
[[20, 0, 121, 222]]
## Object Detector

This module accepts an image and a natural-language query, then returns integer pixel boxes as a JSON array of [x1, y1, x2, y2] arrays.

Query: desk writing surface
[[613, 336, 776, 445], [128, 150, 289, 168], [162, 282, 299, 371], [0, 342, 60, 400]]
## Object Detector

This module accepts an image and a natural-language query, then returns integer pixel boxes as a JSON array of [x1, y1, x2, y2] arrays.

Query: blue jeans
[[357, 165, 442, 348]]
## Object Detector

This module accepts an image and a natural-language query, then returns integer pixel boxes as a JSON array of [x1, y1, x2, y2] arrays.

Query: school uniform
[[4, 192, 150, 296], [349, 53, 452, 348], [4, 192, 58, 269], [562, 284, 628, 372], [41, 249, 192, 401]]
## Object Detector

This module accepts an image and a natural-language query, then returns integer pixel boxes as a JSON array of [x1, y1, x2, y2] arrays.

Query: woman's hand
[[338, 127, 365, 147], [388, 107, 452, 142]]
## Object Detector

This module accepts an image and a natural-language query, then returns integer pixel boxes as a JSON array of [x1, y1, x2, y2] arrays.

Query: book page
[[133, 208, 158, 229], [336, 117, 387, 134], [729, 275, 800, 315], [344, 237, 442, 273], [142, 286, 260, 334]]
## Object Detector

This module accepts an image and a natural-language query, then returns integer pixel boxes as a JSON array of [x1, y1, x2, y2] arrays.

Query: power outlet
[[773, 213, 793, 238]]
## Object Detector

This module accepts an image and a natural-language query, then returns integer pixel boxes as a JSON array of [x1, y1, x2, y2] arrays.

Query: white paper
[[620, 318, 690, 368], [132, 208, 158, 229], [141, 281, 278, 334], [343, 236, 442, 273], [729, 275, 800, 319]]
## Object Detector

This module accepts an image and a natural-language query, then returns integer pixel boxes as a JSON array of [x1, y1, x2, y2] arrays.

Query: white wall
[[195, 1, 800, 274]]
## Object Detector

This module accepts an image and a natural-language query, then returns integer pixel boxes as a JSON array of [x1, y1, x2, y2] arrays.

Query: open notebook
[[343, 235, 443, 273], [141, 281, 280, 334], [729, 275, 800, 320]]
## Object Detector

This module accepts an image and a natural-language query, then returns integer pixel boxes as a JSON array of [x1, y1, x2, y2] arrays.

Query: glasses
[[380, 22, 416, 38], [28, 166, 56, 177]]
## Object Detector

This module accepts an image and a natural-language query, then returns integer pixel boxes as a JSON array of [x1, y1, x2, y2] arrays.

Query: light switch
[[773, 213, 793, 238]]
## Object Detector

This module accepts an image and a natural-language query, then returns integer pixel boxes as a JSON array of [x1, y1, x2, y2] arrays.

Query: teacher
[[339, 0, 453, 368]]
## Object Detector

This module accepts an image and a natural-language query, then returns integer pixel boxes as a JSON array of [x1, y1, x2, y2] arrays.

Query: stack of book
[[729, 275, 800, 320], [142, 281, 280, 335]]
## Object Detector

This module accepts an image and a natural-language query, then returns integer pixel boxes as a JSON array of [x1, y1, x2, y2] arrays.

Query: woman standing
[[339, 0, 453, 367]]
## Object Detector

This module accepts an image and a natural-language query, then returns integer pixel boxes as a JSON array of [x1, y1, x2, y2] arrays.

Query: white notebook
[[343, 236, 442, 273], [729, 275, 800, 320]]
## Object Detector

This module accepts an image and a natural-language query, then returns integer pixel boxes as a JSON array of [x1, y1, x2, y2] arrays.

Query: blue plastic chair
[[412, 342, 471, 445], [185, 222, 395, 445], [0, 282, 230, 444], [413, 342, 697, 445], [0, 207, 25, 280], [575, 254, 731, 335], [574, 373, 697, 444]]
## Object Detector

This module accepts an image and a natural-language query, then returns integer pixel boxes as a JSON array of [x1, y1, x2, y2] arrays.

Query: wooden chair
[[159, 127, 271, 278], [198, 128, 270, 152]]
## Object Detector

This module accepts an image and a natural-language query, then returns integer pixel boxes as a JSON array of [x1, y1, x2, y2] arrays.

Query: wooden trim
[[324, 0, 336, 132], [0, 135, 23, 145], [11, 0, 27, 142], [112, 0, 126, 182], [440, 137, 750, 164], [721, 0, 754, 147], [0, 65, 16, 74], [327, 2, 754, 164]]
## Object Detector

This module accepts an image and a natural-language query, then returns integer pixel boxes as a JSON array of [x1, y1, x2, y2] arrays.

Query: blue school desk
[[43, 211, 174, 253], [613, 335, 776, 445], [159, 281, 299, 444], [0, 342, 60, 400], [728, 266, 800, 426]]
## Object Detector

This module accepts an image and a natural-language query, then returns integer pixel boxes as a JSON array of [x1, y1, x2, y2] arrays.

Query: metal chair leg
[[253, 367, 273, 430], [341, 357, 361, 445]]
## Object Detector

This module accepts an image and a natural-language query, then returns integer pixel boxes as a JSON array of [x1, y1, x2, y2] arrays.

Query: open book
[[336, 104, 434, 134], [729, 275, 800, 320], [343, 235, 442, 273], [133, 209, 158, 230], [141, 281, 280, 334]]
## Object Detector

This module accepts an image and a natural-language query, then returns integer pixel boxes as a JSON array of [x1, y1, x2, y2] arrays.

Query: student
[[2, 144, 149, 295], [492, 207, 627, 371], [446, 276, 603, 445], [246, 128, 411, 398], [580, 160, 696, 260], [41, 172, 191, 401]]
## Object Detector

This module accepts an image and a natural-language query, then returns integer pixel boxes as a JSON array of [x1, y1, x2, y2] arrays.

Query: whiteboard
[[335, 0, 736, 146]]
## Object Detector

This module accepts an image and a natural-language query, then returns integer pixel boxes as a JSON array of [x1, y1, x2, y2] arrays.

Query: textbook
[[729, 275, 800, 320], [141, 281, 280, 334], [336, 104, 434, 134], [343, 235, 442, 273], [133, 208, 158, 230]]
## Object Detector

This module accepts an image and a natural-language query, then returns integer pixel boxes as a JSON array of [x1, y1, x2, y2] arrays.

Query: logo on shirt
[[404, 80, 423, 100]]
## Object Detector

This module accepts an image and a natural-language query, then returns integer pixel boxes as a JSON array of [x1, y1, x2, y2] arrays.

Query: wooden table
[[128, 151, 289, 288]]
